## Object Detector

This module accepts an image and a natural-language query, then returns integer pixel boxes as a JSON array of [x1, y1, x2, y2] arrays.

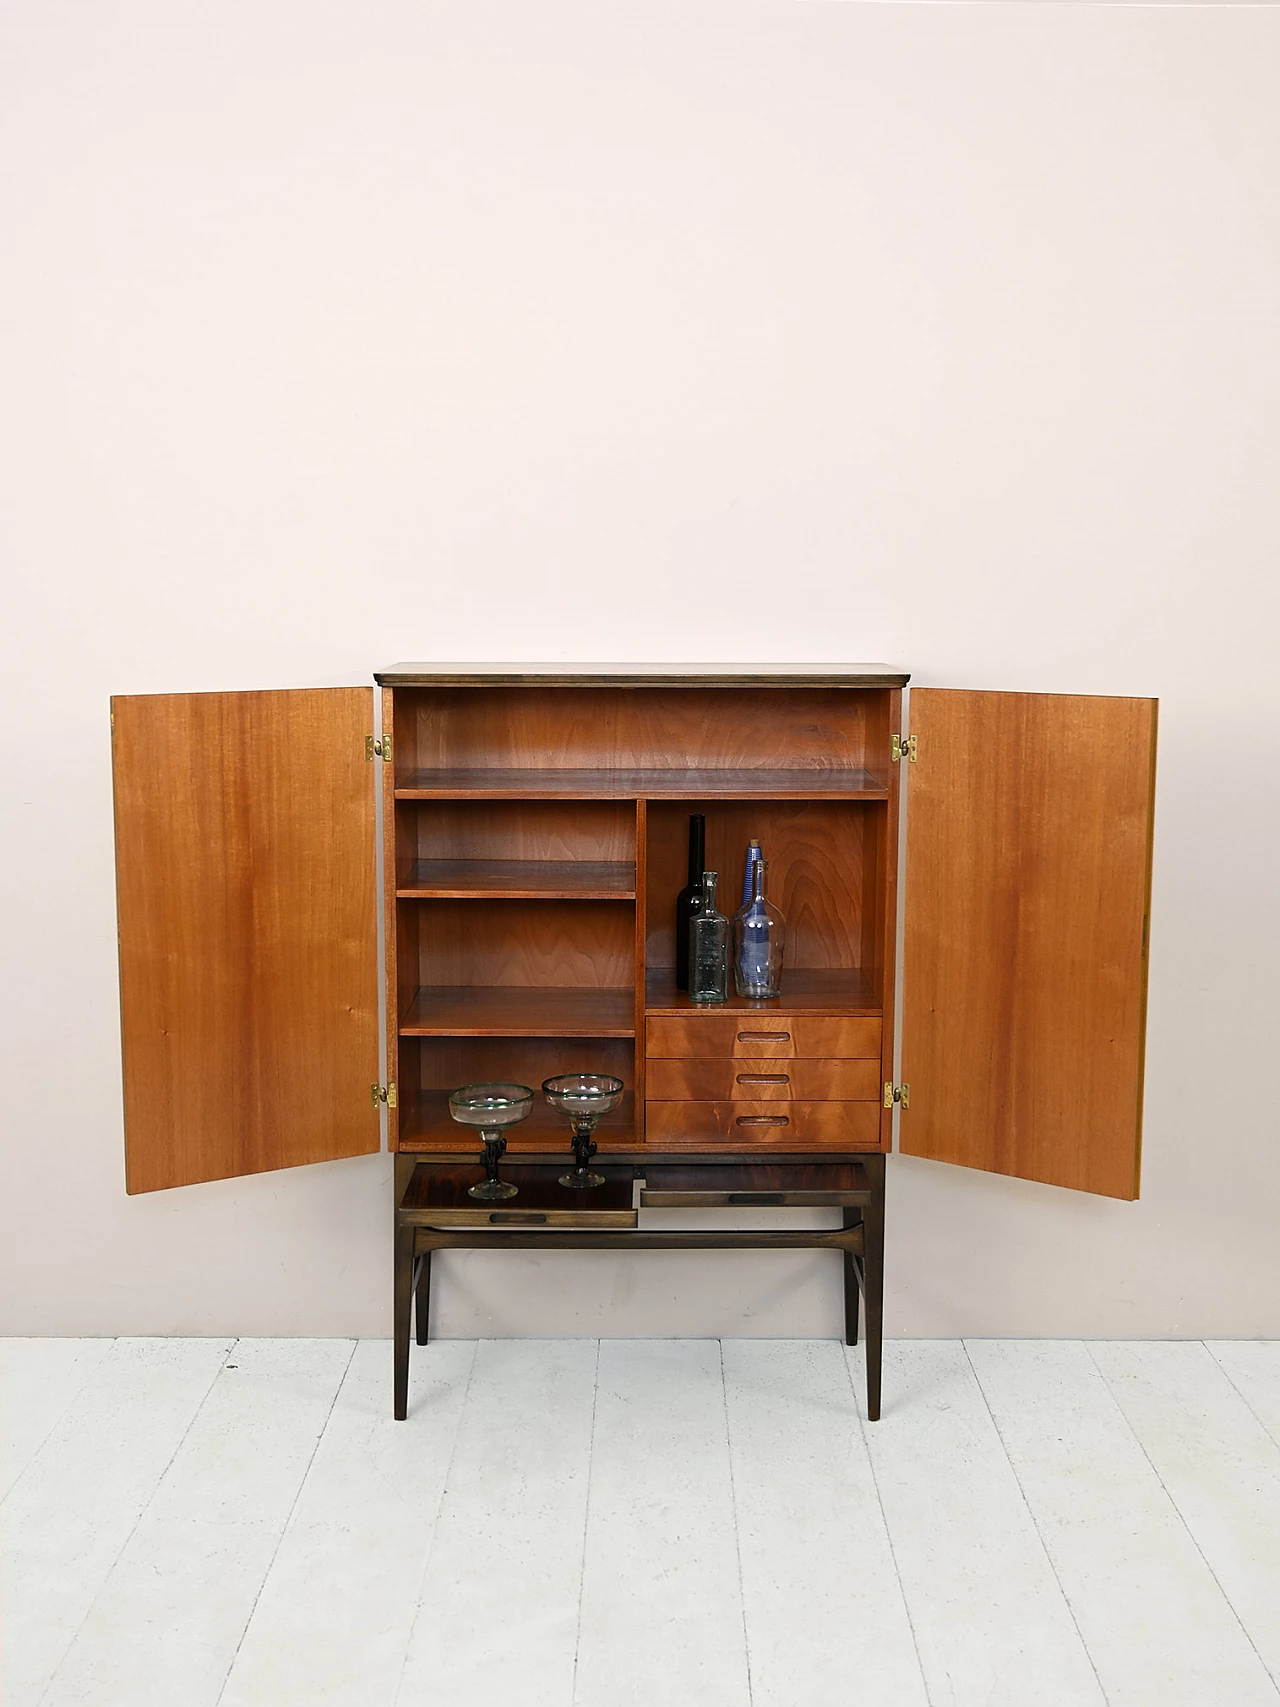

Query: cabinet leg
[[842, 1209, 860, 1347], [394, 1223, 414, 1421], [863, 1157, 885, 1422], [415, 1249, 431, 1347]]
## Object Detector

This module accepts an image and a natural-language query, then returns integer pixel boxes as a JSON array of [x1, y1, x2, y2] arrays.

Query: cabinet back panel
[[645, 800, 875, 971], [403, 800, 634, 863], [412, 1037, 634, 1093], [399, 687, 887, 772], [412, 899, 635, 987]]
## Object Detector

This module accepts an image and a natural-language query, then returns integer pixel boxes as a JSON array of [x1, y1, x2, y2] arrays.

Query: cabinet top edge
[[374, 662, 911, 687]]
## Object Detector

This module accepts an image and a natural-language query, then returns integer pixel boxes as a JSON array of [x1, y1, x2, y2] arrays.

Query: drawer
[[647, 1057, 881, 1102], [646, 1014, 882, 1061], [641, 1161, 873, 1207], [644, 1100, 882, 1146]]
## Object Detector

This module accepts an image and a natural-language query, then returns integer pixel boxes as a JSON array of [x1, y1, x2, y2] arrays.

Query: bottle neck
[[687, 816, 705, 885], [752, 860, 767, 904], [701, 871, 718, 911]]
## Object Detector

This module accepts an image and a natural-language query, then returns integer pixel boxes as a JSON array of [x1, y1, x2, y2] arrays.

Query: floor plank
[[1, 1337, 113, 1499], [218, 1338, 474, 1707], [0, 1337, 232, 1707], [968, 1339, 1278, 1707], [575, 1340, 750, 1707], [722, 1339, 928, 1707], [398, 1339, 598, 1707], [37, 1339, 355, 1707], [1208, 1342, 1280, 1449], [855, 1340, 1107, 1707], [1091, 1340, 1280, 1691]]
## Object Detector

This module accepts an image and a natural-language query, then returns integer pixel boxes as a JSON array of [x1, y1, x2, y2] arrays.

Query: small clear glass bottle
[[733, 858, 785, 999], [688, 870, 729, 1003]]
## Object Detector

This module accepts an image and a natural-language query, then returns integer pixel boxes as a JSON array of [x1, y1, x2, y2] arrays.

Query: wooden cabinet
[[112, 665, 1157, 1202], [112, 665, 1156, 1419]]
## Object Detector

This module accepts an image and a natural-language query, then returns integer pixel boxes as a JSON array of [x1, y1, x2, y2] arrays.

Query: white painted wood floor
[[4, 1339, 1280, 1707]]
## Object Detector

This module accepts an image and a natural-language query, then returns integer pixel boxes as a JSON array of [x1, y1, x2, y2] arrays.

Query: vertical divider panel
[[878, 686, 902, 1152], [634, 798, 647, 1138], [382, 686, 400, 1150]]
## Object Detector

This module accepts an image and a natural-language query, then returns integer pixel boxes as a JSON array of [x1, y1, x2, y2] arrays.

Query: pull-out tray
[[640, 1161, 872, 1209], [401, 1164, 637, 1228]]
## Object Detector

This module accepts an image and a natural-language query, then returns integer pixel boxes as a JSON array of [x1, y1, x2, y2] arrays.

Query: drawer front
[[646, 1015, 882, 1061], [647, 1057, 882, 1103], [644, 1100, 882, 1146]]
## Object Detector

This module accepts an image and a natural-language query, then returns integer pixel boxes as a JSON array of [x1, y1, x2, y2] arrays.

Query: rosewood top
[[374, 662, 911, 687]]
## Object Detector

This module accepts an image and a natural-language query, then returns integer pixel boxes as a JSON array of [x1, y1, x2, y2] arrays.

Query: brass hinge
[[883, 1081, 910, 1110], [366, 734, 393, 762], [891, 733, 917, 764], [371, 1082, 398, 1108]]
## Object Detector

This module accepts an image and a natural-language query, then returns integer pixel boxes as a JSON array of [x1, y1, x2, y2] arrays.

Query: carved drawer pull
[[737, 1030, 791, 1044], [736, 1073, 789, 1085], [488, 1211, 547, 1224], [736, 1115, 789, 1127]]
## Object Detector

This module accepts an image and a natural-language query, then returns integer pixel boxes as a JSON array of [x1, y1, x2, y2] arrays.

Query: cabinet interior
[[387, 684, 896, 1154]]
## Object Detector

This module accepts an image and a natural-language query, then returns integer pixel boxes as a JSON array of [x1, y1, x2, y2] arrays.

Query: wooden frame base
[[393, 1154, 885, 1423]]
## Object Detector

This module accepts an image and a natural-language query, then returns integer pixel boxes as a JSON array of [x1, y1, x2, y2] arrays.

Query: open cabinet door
[[112, 688, 380, 1192], [900, 690, 1156, 1200]]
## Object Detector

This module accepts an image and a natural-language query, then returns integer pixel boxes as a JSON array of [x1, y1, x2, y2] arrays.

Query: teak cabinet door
[[901, 689, 1157, 1200], [112, 688, 380, 1192]]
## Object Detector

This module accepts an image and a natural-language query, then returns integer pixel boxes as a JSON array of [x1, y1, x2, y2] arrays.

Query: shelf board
[[395, 768, 888, 801], [398, 1090, 637, 1153], [396, 858, 636, 900], [645, 967, 881, 1017], [401, 985, 637, 1037]]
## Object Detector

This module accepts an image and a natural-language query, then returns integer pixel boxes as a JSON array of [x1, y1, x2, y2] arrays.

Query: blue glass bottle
[[733, 858, 785, 999]]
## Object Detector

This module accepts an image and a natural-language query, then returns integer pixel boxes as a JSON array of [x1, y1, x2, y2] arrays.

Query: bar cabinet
[[111, 666, 1157, 1419]]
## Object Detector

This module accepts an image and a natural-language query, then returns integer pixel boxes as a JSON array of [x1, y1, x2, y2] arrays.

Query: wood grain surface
[[398, 1089, 636, 1151], [397, 686, 889, 774], [646, 1058, 881, 1102], [382, 686, 400, 1149], [901, 689, 1157, 1200], [400, 985, 636, 1037], [112, 687, 379, 1193], [644, 1101, 881, 1147], [394, 767, 886, 800], [396, 859, 635, 899], [404, 899, 634, 988], [643, 800, 873, 971], [401, 798, 635, 861], [646, 1013, 882, 1060]]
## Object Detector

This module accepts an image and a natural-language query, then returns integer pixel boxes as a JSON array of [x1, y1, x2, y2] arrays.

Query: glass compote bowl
[[542, 1073, 624, 1189], [448, 1083, 534, 1200]]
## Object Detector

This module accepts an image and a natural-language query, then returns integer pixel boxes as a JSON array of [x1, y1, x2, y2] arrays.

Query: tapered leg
[[415, 1248, 432, 1346], [394, 1222, 415, 1420], [862, 1156, 885, 1422], [842, 1209, 861, 1346]]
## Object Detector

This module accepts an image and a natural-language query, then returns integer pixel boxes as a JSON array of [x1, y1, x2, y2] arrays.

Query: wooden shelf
[[401, 985, 636, 1037], [396, 768, 888, 801], [399, 1090, 637, 1152], [645, 967, 881, 1016], [396, 858, 635, 899]]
